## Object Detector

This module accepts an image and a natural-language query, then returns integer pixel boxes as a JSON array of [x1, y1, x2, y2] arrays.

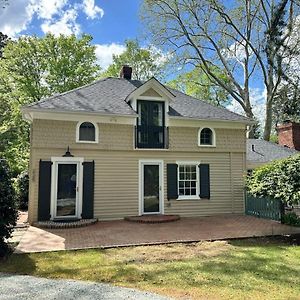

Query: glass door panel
[[143, 164, 160, 213], [56, 163, 77, 217]]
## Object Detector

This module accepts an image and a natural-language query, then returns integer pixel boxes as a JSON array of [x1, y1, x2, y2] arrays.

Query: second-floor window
[[76, 121, 98, 143], [137, 100, 166, 148]]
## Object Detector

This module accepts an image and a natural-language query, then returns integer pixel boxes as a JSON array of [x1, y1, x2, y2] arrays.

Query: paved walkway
[[0, 274, 169, 300], [8, 211, 29, 245], [15, 215, 300, 253]]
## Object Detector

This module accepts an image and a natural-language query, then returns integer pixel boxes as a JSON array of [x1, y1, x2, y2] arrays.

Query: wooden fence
[[245, 193, 284, 221]]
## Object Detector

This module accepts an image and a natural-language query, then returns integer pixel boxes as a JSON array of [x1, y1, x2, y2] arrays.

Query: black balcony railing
[[135, 125, 169, 149]]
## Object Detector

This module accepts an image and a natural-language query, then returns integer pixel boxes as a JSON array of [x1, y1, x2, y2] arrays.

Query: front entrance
[[139, 160, 164, 215], [51, 157, 83, 220]]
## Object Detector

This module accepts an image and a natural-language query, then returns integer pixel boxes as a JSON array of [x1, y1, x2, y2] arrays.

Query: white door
[[51, 158, 83, 220], [140, 161, 164, 215]]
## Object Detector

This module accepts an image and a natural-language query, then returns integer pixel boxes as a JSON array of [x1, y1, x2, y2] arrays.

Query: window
[[76, 121, 98, 143], [198, 127, 216, 147], [178, 163, 199, 199]]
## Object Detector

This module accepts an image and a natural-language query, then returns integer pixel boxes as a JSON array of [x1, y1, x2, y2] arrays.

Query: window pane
[[191, 188, 196, 195], [79, 122, 96, 141], [200, 128, 213, 145]]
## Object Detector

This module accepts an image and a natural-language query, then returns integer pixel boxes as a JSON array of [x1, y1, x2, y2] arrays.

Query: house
[[247, 121, 300, 170], [22, 66, 251, 224]]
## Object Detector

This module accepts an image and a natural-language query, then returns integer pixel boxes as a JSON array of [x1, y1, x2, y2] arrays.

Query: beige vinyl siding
[[31, 120, 245, 153], [28, 119, 246, 223]]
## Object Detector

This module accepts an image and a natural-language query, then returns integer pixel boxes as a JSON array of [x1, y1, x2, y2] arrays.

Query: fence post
[[280, 200, 285, 223]]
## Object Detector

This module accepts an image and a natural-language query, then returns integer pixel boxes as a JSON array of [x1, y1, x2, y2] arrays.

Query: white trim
[[169, 116, 253, 125], [50, 157, 84, 220], [176, 161, 201, 201], [76, 121, 99, 144], [126, 77, 175, 103], [139, 159, 164, 215], [21, 109, 137, 124], [198, 127, 216, 147]]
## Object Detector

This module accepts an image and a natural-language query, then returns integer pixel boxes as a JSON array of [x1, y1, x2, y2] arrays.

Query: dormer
[[126, 77, 175, 149]]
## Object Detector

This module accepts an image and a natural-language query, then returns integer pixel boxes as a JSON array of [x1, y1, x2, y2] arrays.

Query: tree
[[101, 40, 168, 81], [0, 34, 100, 174], [0, 159, 17, 257], [168, 65, 231, 107], [0, 32, 9, 57], [142, 0, 300, 139], [273, 15, 300, 123]]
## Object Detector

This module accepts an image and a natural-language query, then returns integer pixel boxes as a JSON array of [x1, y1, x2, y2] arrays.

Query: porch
[[15, 214, 300, 253]]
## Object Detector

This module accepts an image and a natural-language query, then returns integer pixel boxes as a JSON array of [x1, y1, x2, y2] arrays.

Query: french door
[[140, 160, 164, 215], [51, 158, 83, 220]]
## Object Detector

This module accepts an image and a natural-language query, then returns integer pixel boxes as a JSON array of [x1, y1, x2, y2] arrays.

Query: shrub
[[247, 154, 300, 205], [0, 159, 17, 257], [15, 171, 29, 210], [281, 212, 300, 227]]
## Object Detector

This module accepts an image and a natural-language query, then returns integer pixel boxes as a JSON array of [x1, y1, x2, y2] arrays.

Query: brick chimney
[[277, 121, 300, 150], [120, 65, 132, 80]]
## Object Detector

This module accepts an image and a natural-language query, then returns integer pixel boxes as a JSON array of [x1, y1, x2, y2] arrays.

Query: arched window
[[76, 121, 98, 143], [198, 127, 216, 147]]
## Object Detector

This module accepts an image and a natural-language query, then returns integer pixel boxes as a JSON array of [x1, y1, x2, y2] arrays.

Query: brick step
[[124, 214, 180, 224]]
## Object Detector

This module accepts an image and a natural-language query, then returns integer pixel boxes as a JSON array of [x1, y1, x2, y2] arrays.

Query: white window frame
[[176, 161, 200, 200], [76, 121, 99, 144], [198, 127, 216, 147], [50, 156, 84, 220]]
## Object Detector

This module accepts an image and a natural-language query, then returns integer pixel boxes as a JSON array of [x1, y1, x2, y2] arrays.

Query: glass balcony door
[[137, 100, 165, 148]]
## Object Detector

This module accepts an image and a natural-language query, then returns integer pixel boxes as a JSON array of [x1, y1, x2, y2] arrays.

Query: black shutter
[[167, 164, 178, 200], [199, 164, 210, 199], [82, 161, 95, 219], [38, 160, 52, 221]]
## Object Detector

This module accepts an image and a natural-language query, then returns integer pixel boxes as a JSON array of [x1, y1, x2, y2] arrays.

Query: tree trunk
[[263, 94, 273, 141], [245, 105, 255, 138]]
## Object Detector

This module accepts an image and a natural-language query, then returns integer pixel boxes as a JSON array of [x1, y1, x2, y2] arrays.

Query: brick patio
[[15, 214, 300, 253]]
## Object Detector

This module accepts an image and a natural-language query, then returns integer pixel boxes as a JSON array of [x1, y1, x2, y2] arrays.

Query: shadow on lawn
[[0, 253, 36, 275]]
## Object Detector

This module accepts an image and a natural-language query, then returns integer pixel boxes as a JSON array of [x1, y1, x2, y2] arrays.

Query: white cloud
[[41, 8, 81, 36], [95, 43, 126, 69], [29, 0, 67, 20], [0, 0, 104, 37], [82, 0, 104, 19], [0, 0, 34, 37], [227, 87, 266, 126]]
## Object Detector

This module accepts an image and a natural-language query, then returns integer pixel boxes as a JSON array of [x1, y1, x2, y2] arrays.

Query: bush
[[281, 212, 300, 226], [247, 154, 300, 205], [0, 159, 17, 257], [15, 171, 29, 210]]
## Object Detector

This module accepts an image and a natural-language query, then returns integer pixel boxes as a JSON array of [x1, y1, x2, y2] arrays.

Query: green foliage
[[0, 159, 17, 257], [247, 154, 300, 205], [168, 66, 231, 107], [281, 212, 300, 227], [14, 171, 29, 210], [269, 134, 279, 144], [0, 32, 9, 57], [0, 34, 100, 174], [101, 40, 167, 81]]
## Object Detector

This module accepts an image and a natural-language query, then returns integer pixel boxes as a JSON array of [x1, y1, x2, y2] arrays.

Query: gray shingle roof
[[247, 139, 299, 164], [26, 77, 250, 122]]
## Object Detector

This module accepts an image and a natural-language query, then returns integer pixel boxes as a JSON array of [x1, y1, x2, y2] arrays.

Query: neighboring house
[[22, 66, 251, 224], [247, 121, 300, 170]]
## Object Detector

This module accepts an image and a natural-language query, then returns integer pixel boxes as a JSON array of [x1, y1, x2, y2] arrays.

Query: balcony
[[135, 125, 169, 149]]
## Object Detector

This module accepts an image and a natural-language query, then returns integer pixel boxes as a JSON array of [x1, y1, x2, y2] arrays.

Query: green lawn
[[1, 237, 300, 299]]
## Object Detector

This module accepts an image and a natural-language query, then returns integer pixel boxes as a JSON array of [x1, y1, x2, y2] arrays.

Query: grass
[[1, 237, 300, 299]]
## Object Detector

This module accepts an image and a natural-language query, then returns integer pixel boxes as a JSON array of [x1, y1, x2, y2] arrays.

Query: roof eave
[[22, 107, 138, 119], [168, 115, 254, 125]]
